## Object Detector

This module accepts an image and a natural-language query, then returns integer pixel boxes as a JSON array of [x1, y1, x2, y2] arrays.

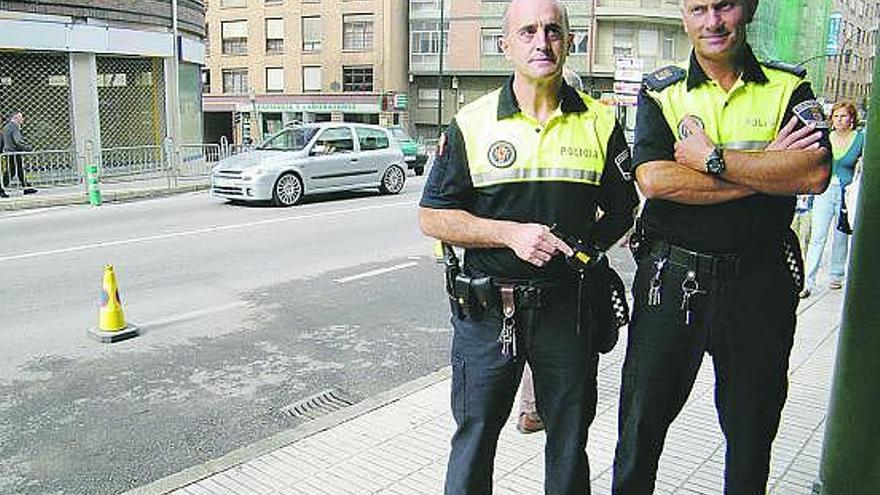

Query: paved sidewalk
[[0, 177, 209, 211], [127, 285, 843, 495]]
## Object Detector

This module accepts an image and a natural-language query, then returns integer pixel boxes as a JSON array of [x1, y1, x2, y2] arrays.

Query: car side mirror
[[310, 144, 326, 156]]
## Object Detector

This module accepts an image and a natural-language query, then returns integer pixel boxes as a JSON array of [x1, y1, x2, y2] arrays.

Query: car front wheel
[[273, 172, 303, 206], [379, 165, 406, 194]]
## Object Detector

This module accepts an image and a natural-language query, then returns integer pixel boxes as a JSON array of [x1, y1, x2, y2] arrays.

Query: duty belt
[[649, 241, 742, 278]]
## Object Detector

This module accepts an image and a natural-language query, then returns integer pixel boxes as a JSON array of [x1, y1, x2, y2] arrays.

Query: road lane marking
[[334, 262, 418, 284], [0, 201, 413, 263]]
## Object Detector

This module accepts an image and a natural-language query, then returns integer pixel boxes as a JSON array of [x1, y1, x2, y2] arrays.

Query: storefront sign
[[240, 101, 381, 113]]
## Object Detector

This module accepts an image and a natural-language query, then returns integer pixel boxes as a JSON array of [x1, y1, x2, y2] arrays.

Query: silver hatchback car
[[212, 123, 407, 206]]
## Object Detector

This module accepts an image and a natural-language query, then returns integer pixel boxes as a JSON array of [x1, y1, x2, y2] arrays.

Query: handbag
[[837, 188, 853, 235]]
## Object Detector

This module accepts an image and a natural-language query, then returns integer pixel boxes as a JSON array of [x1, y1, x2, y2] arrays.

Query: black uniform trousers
[[612, 244, 798, 495], [445, 293, 599, 495]]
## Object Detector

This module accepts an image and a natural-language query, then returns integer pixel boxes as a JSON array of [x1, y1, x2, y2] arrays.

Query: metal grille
[[97, 56, 166, 149], [178, 144, 221, 178], [280, 389, 356, 420], [0, 51, 72, 150]]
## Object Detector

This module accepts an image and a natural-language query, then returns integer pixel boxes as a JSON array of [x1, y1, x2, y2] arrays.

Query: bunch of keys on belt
[[680, 270, 705, 325]]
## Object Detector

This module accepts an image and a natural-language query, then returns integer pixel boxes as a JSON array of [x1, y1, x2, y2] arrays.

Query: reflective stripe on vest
[[647, 64, 804, 152], [455, 88, 616, 188]]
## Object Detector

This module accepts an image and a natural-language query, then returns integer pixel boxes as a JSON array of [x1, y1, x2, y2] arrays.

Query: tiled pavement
[[128, 284, 843, 495]]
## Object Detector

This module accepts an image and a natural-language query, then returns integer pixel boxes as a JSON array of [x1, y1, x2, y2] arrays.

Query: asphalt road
[[0, 173, 637, 495]]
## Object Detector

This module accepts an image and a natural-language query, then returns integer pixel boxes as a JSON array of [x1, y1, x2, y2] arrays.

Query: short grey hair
[[502, 0, 570, 36]]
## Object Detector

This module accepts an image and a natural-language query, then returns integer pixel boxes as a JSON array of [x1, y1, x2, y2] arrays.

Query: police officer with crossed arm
[[419, 1, 637, 493], [612, 1, 830, 494]]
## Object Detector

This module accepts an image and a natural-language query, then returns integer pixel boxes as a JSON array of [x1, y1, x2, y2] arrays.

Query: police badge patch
[[677, 115, 705, 139], [487, 140, 517, 168], [614, 149, 632, 181], [793, 100, 829, 129]]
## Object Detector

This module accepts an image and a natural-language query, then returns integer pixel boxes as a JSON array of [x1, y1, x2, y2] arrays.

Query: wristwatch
[[705, 147, 726, 175]]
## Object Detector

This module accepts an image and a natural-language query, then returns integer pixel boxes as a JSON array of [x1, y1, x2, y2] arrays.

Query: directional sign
[[615, 69, 644, 82], [614, 81, 642, 95]]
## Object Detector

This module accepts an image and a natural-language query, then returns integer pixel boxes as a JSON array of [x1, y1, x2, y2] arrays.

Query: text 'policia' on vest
[[455, 85, 617, 189], [644, 56, 815, 154]]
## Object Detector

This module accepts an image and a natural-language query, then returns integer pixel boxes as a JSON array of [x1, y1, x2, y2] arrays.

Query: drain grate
[[280, 389, 356, 420]]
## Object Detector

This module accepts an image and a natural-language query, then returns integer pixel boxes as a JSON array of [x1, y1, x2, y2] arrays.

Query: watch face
[[707, 155, 725, 175]]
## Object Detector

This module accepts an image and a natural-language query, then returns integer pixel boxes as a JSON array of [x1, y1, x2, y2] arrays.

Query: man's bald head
[[502, 0, 569, 36]]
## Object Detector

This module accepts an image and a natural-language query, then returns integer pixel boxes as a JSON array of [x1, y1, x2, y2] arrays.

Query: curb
[[122, 366, 453, 495], [0, 183, 209, 211]]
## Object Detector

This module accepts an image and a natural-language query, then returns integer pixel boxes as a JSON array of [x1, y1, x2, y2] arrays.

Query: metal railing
[[0, 139, 249, 199]]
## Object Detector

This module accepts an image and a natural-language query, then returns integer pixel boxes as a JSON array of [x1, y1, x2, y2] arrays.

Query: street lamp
[[436, 0, 445, 139]]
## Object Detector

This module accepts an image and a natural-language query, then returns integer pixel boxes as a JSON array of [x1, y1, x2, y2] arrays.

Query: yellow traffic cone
[[88, 265, 139, 343]]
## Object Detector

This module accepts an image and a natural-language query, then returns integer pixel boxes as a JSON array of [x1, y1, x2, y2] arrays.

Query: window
[[222, 68, 248, 94], [481, 28, 503, 55], [266, 67, 284, 93], [303, 66, 322, 92], [411, 0, 439, 14], [315, 127, 355, 154], [302, 16, 322, 51], [613, 27, 635, 58], [343, 14, 373, 51], [258, 127, 318, 151], [221, 20, 248, 55], [638, 29, 657, 57], [570, 29, 588, 54], [418, 88, 439, 108], [266, 18, 284, 54], [202, 68, 211, 94], [411, 20, 449, 55], [662, 30, 676, 60], [356, 127, 390, 151], [343, 66, 373, 92]]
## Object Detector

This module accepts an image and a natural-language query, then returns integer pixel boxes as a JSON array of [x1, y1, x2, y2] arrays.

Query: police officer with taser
[[612, 0, 831, 493], [419, 1, 638, 493]]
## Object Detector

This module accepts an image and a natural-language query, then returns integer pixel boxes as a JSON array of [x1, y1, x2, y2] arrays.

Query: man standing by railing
[[1, 112, 37, 197]]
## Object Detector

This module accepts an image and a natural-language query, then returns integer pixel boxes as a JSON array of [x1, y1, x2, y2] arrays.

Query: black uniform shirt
[[633, 47, 831, 253], [420, 78, 638, 282]]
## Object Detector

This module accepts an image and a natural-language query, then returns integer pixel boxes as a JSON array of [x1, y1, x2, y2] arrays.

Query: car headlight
[[241, 168, 266, 180]]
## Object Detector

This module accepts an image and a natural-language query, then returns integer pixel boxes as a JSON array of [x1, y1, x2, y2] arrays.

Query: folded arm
[[636, 160, 756, 205]]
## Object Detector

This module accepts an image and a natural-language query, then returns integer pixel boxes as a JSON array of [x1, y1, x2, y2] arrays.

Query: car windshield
[[258, 127, 319, 151], [390, 128, 411, 141]]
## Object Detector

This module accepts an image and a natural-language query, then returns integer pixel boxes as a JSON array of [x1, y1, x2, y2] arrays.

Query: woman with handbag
[[801, 101, 864, 298]]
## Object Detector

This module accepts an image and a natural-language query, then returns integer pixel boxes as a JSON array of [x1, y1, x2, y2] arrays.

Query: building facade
[[0, 1, 205, 153], [407, 0, 691, 141], [203, 0, 408, 145], [824, 0, 878, 111]]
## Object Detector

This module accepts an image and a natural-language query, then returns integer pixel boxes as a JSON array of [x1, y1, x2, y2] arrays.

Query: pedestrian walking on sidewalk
[[612, 0, 831, 493], [801, 100, 864, 298], [419, 1, 638, 493], [2, 112, 37, 196]]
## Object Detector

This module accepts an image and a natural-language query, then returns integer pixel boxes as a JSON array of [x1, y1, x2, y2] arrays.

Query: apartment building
[[203, 0, 408, 144], [824, 0, 878, 111], [0, 1, 204, 151], [407, 0, 691, 141]]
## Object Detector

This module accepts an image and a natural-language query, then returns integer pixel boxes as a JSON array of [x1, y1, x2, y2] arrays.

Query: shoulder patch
[[793, 100, 829, 129], [762, 60, 807, 78], [643, 66, 686, 92]]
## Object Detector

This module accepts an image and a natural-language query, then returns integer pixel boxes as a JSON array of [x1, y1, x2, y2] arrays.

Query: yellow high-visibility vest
[[455, 88, 617, 187], [646, 63, 806, 151]]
